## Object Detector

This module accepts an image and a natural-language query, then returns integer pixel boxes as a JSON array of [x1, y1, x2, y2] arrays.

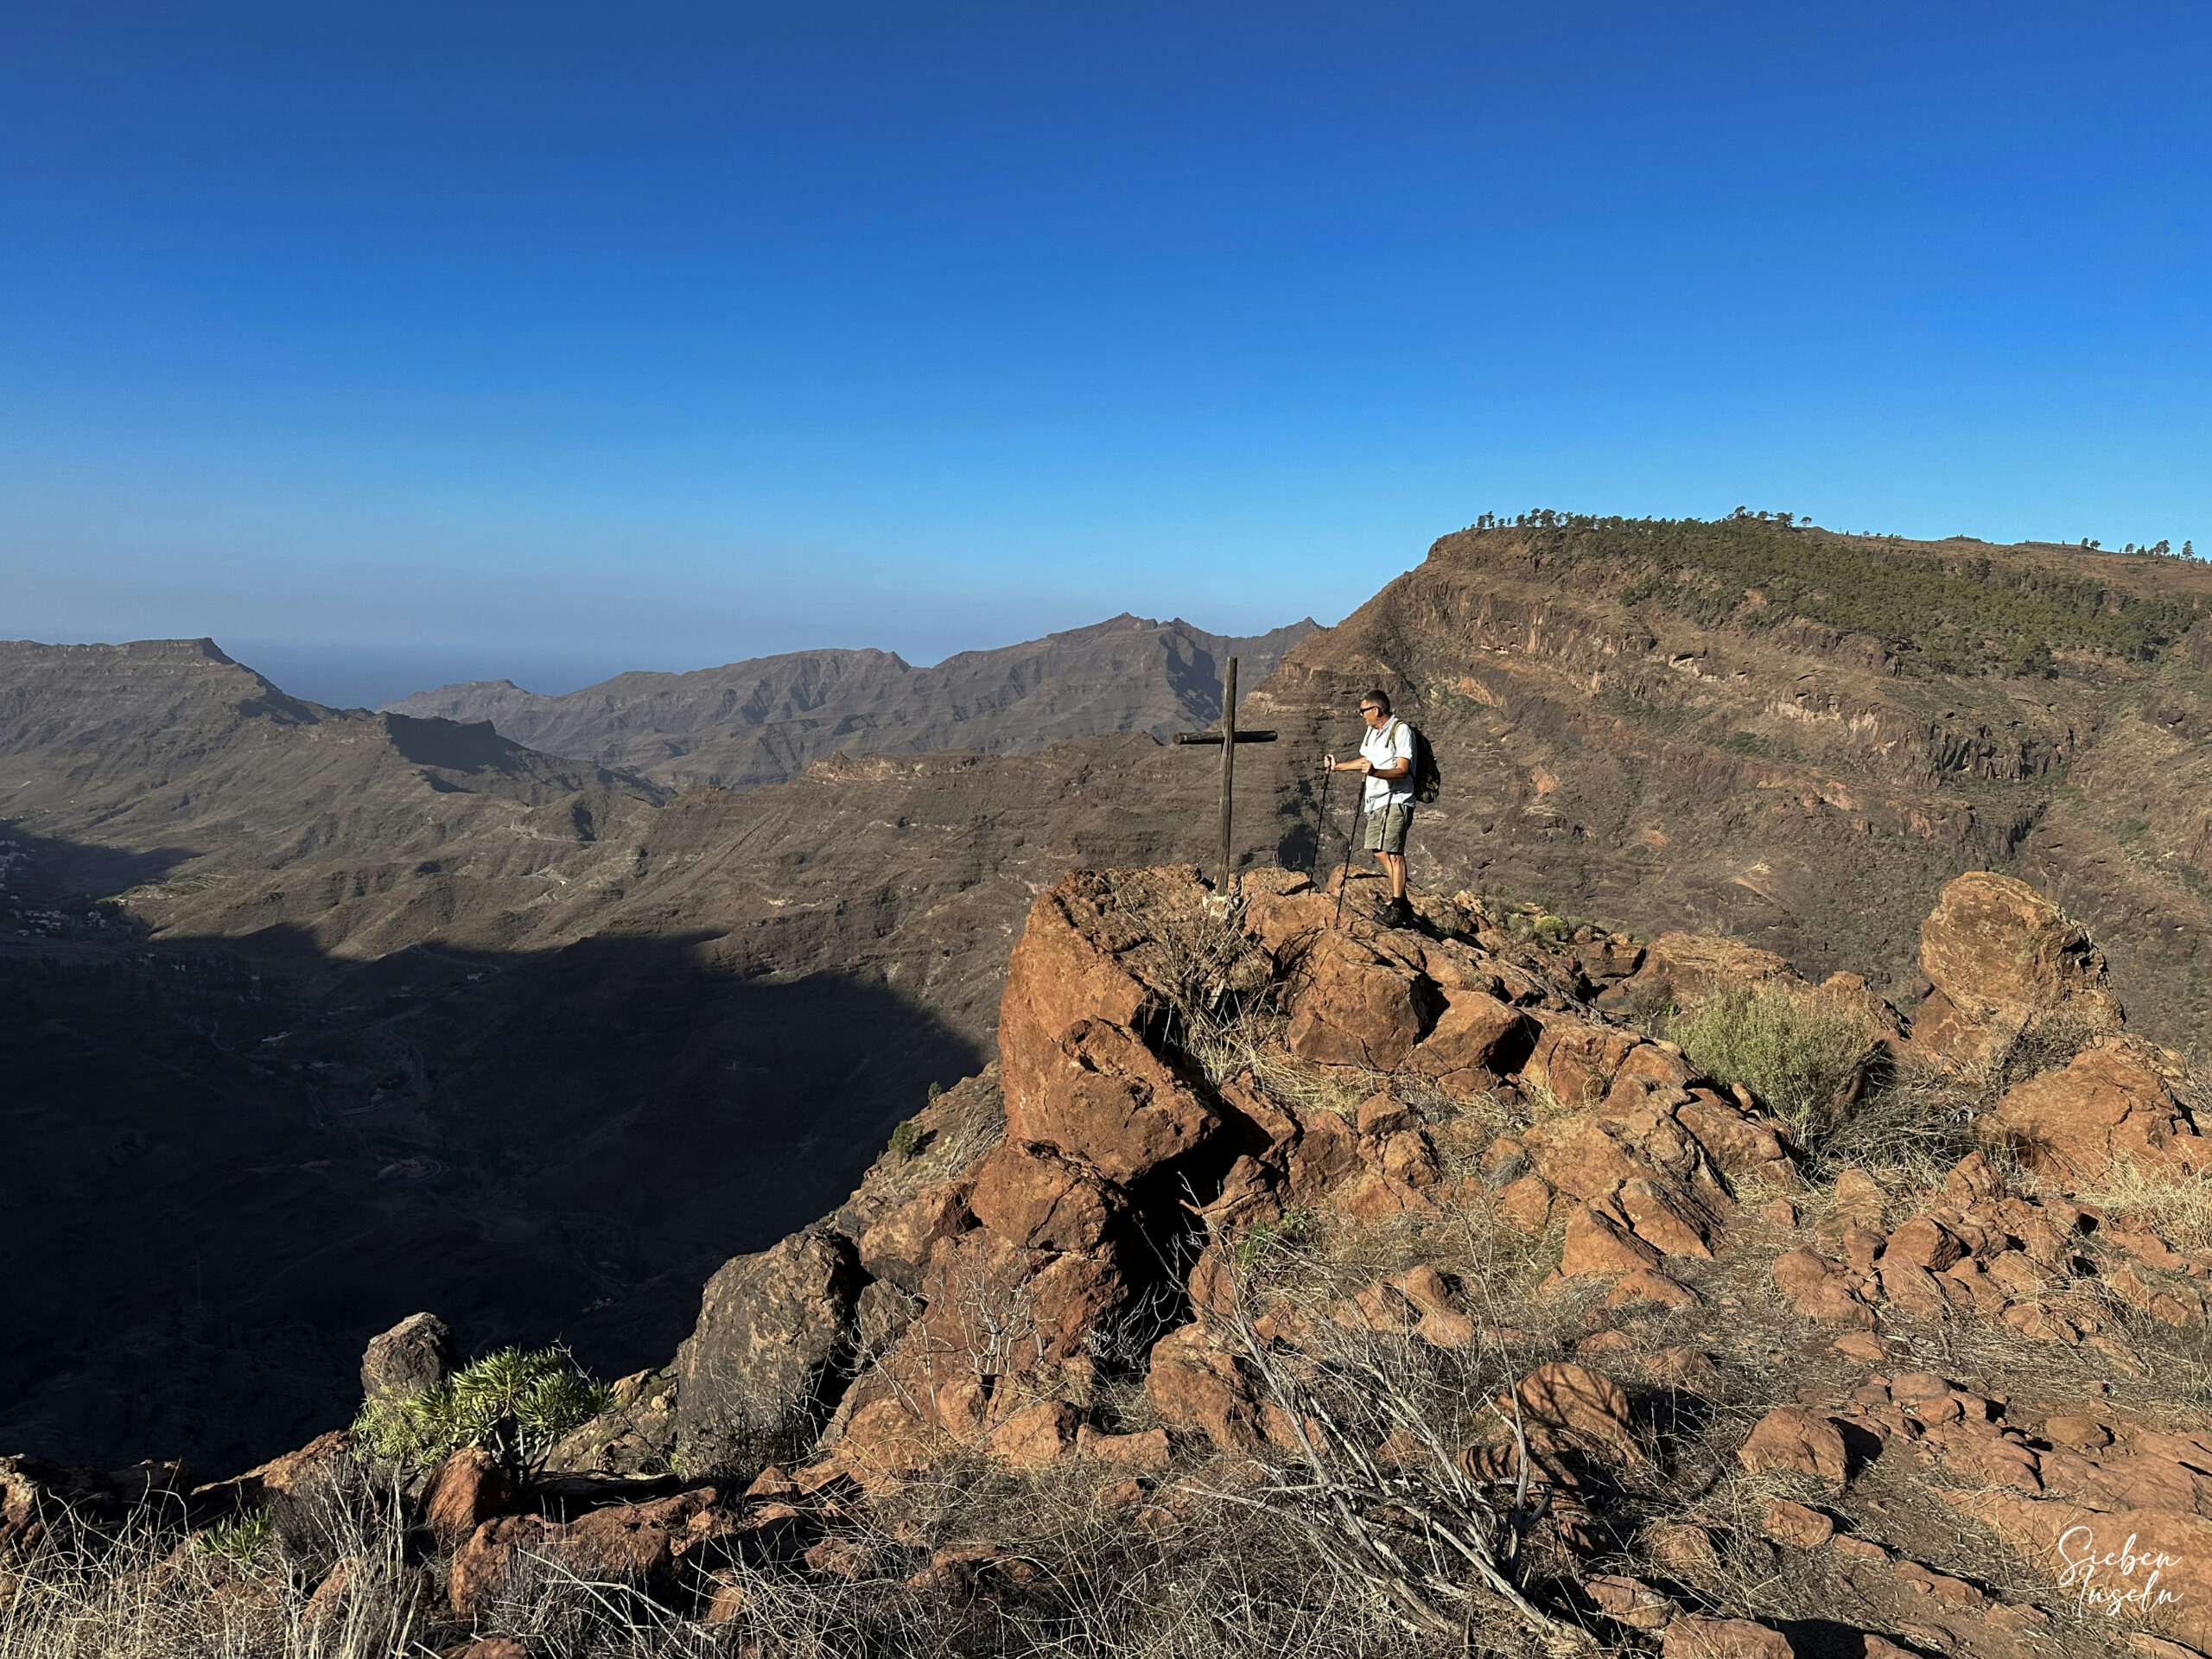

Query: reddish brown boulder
[[1772, 1248, 1874, 1330], [1761, 1497, 1834, 1548], [448, 1489, 725, 1620], [1522, 1020, 1644, 1114], [422, 1447, 516, 1549], [1662, 1615, 1797, 1658], [966, 1141, 1119, 1253], [1880, 1214, 1967, 1273], [1988, 1036, 2209, 1180], [1075, 1426, 1170, 1471], [1409, 993, 1537, 1092], [1911, 873, 2120, 1067], [985, 1400, 1077, 1468], [1560, 1203, 1664, 1278], [1739, 1407, 1851, 1491], [1144, 1324, 1264, 1453], [856, 1180, 973, 1290], [1284, 933, 1445, 1071], [996, 871, 1223, 1183]]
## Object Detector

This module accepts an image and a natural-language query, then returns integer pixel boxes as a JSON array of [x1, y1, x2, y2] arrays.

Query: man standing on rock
[[1325, 689, 1417, 925]]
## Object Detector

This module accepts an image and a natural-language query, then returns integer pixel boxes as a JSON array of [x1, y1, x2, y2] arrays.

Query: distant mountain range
[[381, 613, 1319, 788]]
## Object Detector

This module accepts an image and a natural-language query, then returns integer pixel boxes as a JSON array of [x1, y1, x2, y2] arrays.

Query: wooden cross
[[1171, 655, 1277, 895]]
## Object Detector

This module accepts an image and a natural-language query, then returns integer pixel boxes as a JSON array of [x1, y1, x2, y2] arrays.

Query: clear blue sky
[[4, 1, 2207, 705]]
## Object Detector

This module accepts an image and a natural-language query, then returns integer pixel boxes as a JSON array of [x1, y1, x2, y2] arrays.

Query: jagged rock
[[360, 1312, 454, 1402], [985, 1399, 1078, 1467], [1911, 872, 2120, 1067], [1284, 931, 1446, 1071], [1880, 1214, 1967, 1273], [543, 1369, 678, 1478], [1407, 992, 1537, 1092], [996, 868, 1224, 1185], [448, 1488, 727, 1619], [967, 1141, 1121, 1253], [674, 1229, 862, 1471], [1987, 1035, 2209, 1180], [856, 1179, 976, 1291], [1144, 1323, 1265, 1452], [1772, 1248, 1875, 1329]]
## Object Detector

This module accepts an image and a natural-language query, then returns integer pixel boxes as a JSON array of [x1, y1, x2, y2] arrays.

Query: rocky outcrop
[[672, 1230, 864, 1472], [1988, 1036, 2209, 1179], [1910, 872, 2121, 1067], [360, 1313, 454, 1402]]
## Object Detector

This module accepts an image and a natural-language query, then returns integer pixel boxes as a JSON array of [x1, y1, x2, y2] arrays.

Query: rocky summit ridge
[[11, 860, 2209, 1658]]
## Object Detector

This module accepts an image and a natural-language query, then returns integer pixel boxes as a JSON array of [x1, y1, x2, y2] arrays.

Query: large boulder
[[996, 870, 1224, 1185], [360, 1312, 454, 1402], [1283, 932, 1446, 1071], [1986, 1035, 2209, 1179], [1911, 874, 2120, 1067], [673, 1229, 862, 1472]]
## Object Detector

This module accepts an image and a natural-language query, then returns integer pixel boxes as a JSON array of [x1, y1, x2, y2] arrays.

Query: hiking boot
[[1379, 896, 1414, 928]]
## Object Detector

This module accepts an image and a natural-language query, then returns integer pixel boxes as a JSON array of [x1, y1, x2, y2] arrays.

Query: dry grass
[[0, 1473, 426, 1659]]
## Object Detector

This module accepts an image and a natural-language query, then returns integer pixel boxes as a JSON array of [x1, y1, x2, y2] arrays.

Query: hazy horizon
[[12, 604, 1331, 711]]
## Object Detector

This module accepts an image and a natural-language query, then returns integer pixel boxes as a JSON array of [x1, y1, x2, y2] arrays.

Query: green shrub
[[886, 1117, 925, 1158], [352, 1345, 607, 1473], [194, 1510, 272, 1563], [1666, 985, 1879, 1149]]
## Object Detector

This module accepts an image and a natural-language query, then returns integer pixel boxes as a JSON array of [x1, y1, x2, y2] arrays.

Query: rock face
[[360, 1313, 454, 1402], [673, 1230, 864, 1472]]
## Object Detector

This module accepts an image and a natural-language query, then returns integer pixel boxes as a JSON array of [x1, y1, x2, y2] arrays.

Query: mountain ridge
[[380, 612, 1319, 789]]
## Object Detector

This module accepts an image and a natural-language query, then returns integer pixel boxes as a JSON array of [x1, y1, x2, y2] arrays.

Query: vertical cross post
[[1218, 655, 1237, 897]]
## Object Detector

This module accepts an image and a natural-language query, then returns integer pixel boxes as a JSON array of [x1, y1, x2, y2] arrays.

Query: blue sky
[[4, 1, 2207, 704]]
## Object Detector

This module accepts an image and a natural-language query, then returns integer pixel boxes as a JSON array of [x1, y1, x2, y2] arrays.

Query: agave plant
[[352, 1344, 609, 1474]]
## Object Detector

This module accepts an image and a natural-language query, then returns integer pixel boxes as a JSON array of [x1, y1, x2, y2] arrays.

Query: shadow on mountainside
[[0, 836, 983, 1475], [0, 822, 198, 908]]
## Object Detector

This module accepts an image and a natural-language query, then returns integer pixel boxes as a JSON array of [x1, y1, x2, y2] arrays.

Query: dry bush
[[0, 1471, 424, 1659], [1666, 985, 1882, 1155], [1186, 1242, 1599, 1655]]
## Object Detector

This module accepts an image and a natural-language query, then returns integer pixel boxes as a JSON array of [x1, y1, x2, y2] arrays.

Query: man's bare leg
[[1376, 850, 1407, 901]]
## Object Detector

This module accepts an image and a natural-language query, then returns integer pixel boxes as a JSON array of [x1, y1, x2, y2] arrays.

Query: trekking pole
[[1314, 763, 1332, 876], [1332, 776, 1362, 931]]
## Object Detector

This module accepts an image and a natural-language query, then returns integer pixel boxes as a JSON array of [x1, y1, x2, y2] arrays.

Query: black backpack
[[1399, 719, 1441, 804]]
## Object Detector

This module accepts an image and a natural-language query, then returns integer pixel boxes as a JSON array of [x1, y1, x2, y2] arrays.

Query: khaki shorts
[[1362, 801, 1414, 855]]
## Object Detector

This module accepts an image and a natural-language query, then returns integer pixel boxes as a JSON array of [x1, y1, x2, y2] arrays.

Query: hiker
[[1324, 688, 1418, 925]]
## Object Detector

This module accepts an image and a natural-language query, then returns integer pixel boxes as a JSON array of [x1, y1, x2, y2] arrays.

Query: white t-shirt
[[1360, 717, 1416, 809]]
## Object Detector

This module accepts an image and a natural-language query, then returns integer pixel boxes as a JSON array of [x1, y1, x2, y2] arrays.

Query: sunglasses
[[1358, 704, 1382, 715]]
